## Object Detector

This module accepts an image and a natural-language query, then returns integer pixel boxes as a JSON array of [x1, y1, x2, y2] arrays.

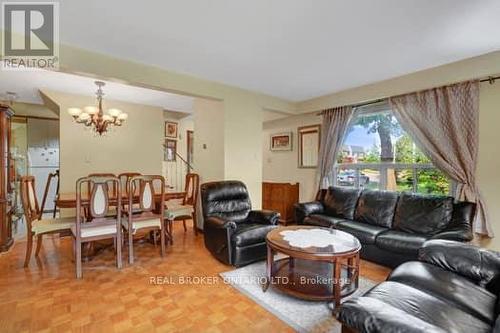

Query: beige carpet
[[220, 260, 376, 333]]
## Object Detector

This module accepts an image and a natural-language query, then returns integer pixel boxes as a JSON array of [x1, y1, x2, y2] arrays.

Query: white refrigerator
[[28, 147, 59, 212]]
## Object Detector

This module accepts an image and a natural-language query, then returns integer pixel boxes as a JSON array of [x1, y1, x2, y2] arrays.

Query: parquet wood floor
[[0, 222, 391, 332]]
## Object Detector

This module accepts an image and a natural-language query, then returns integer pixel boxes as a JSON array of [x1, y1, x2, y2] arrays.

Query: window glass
[[336, 106, 450, 195]]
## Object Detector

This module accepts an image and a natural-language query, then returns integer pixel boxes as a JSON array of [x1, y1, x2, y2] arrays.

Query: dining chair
[[39, 169, 59, 219], [72, 176, 122, 278], [20, 176, 75, 267], [118, 172, 141, 213], [123, 175, 165, 264], [164, 173, 199, 244]]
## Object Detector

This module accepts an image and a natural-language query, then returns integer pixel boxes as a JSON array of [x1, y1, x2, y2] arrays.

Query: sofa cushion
[[232, 224, 275, 247], [394, 193, 453, 235], [339, 296, 450, 333], [304, 214, 346, 227], [376, 230, 429, 255], [354, 190, 399, 228], [357, 281, 491, 333], [336, 221, 388, 244], [389, 261, 497, 324], [323, 187, 361, 220]]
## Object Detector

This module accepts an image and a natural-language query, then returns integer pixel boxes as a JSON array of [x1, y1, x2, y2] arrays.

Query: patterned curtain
[[317, 106, 353, 189], [389, 80, 492, 237]]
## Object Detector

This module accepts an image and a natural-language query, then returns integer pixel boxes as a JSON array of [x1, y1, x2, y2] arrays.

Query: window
[[335, 103, 451, 195]]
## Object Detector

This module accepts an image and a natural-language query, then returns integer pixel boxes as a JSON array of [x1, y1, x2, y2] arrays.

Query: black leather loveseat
[[339, 240, 500, 333], [201, 180, 280, 267], [295, 187, 475, 267]]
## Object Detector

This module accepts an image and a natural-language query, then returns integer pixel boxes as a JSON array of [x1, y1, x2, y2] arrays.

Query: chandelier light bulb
[[102, 114, 113, 122], [117, 113, 128, 120], [78, 113, 91, 121], [68, 107, 82, 117], [108, 108, 122, 117], [84, 106, 98, 114]]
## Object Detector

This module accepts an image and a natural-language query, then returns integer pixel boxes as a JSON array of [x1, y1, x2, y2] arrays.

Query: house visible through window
[[335, 102, 451, 195]]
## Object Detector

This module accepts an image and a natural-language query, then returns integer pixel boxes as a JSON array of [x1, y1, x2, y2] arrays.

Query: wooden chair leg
[[128, 229, 134, 264], [160, 223, 166, 257], [182, 219, 187, 232], [76, 239, 82, 279], [169, 219, 174, 245], [35, 234, 43, 256], [24, 233, 33, 267], [116, 232, 122, 269], [192, 213, 198, 236]]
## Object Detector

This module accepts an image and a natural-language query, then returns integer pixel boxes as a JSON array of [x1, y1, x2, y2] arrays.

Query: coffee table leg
[[263, 244, 273, 292], [333, 259, 341, 315]]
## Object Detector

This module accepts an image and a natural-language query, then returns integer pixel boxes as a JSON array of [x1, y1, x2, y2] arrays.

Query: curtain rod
[[316, 75, 500, 116]]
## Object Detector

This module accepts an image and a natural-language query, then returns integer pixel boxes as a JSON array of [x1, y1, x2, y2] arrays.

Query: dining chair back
[[118, 172, 141, 197], [40, 169, 60, 218], [73, 175, 122, 278], [124, 175, 165, 264], [87, 173, 117, 198], [20, 176, 74, 267], [183, 173, 200, 206]]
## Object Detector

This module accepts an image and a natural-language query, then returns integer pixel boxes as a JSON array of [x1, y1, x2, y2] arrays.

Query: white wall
[[41, 89, 164, 193], [263, 113, 321, 202], [193, 98, 225, 228]]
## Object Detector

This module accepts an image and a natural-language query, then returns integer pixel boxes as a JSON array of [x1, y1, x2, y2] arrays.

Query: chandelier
[[67, 81, 128, 135]]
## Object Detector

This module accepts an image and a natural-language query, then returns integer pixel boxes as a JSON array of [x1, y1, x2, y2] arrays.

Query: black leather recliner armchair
[[201, 181, 280, 267]]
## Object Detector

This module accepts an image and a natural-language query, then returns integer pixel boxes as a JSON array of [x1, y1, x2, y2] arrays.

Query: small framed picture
[[165, 121, 178, 138], [164, 139, 177, 161], [270, 132, 292, 151]]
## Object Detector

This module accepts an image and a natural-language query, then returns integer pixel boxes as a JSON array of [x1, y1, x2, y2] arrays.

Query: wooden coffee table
[[263, 225, 361, 314]]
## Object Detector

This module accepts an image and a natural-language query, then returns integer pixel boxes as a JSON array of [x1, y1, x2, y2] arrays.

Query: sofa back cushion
[[394, 193, 453, 235], [354, 190, 399, 228], [323, 187, 361, 220]]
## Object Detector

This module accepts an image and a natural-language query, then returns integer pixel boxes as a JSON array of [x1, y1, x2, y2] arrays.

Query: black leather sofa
[[339, 240, 500, 333], [295, 187, 475, 267], [200, 180, 280, 267]]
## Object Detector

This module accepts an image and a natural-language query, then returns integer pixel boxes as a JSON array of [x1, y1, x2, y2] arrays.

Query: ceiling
[[58, 0, 500, 101], [0, 70, 194, 112]]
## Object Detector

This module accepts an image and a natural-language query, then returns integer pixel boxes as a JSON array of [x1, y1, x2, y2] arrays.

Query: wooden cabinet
[[0, 104, 14, 252], [262, 182, 299, 225]]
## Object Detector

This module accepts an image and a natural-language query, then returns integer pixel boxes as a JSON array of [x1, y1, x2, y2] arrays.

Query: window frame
[[333, 102, 455, 196]]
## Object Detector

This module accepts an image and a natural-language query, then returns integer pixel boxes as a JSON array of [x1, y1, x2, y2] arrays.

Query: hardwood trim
[[0, 105, 14, 252]]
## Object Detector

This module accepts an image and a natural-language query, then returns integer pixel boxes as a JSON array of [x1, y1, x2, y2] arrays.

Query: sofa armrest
[[294, 201, 324, 224], [419, 240, 500, 293], [431, 201, 474, 242], [203, 216, 237, 265], [247, 210, 280, 225], [204, 216, 237, 230], [430, 225, 473, 242]]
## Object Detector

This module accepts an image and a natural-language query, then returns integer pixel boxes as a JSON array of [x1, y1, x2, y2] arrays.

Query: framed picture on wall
[[165, 121, 178, 138], [270, 132, 292, 151], [164, 139, 177, 161]]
